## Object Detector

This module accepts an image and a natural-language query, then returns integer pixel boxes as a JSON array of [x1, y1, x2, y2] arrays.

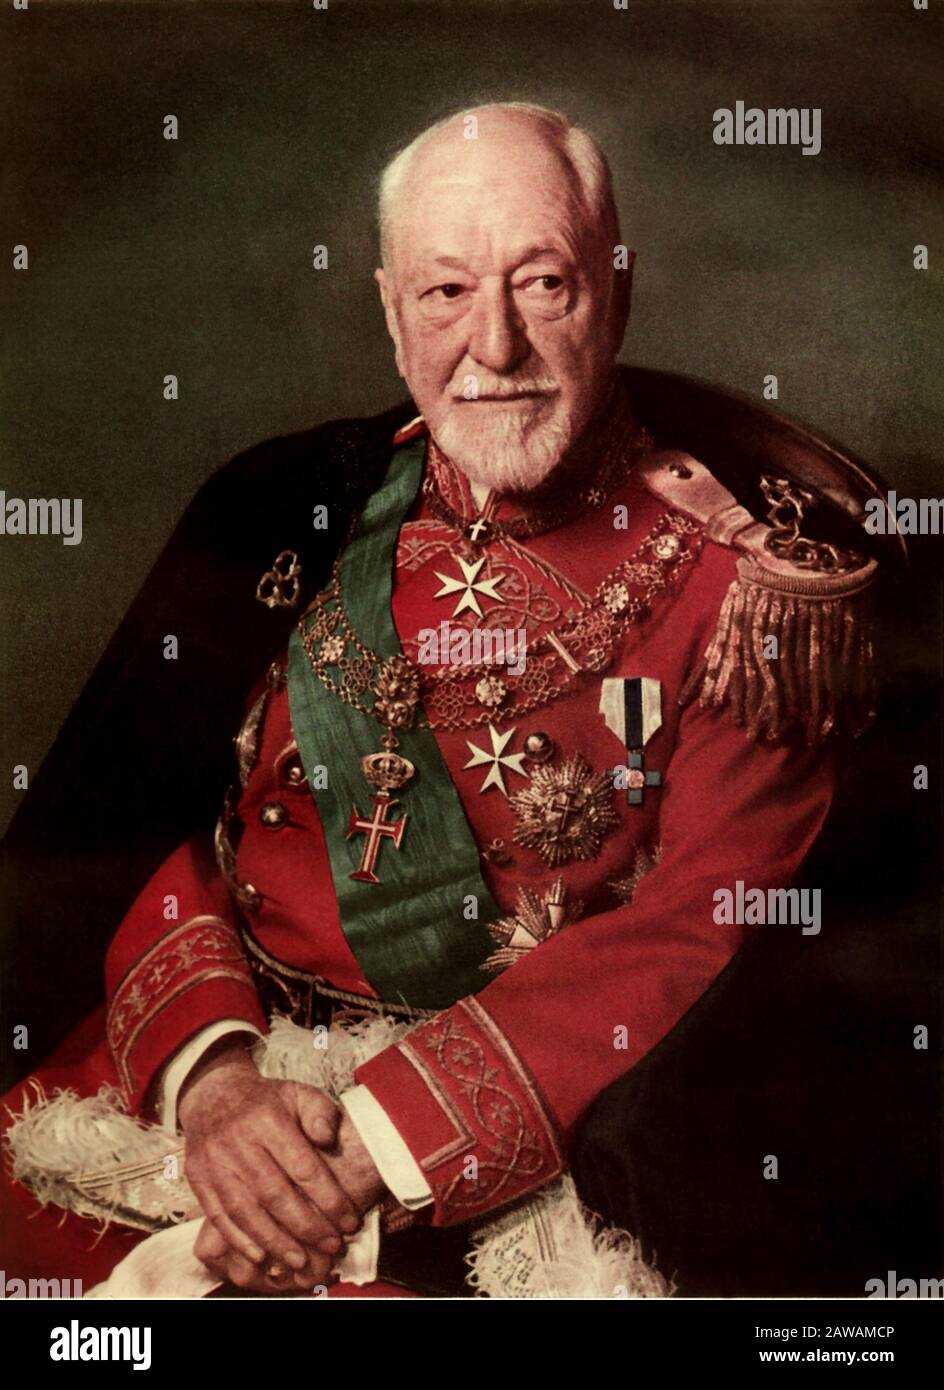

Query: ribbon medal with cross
[[599, 677, 663, 805]]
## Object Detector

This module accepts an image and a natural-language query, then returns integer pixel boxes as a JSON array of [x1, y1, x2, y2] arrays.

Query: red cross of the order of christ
[[346, 791, 407, 884], [548, 788, 580, 835]]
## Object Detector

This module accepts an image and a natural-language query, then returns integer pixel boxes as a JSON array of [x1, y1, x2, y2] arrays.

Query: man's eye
[[429, 283, 466, 300], [523, 275, 565, 293]]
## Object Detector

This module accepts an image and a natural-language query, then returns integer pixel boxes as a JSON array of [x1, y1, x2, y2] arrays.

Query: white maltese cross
[[463, 724, 529, 796], [433, 555, 505, 618]]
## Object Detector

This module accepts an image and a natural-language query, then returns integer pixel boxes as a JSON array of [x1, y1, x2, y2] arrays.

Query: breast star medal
[[481, 880, 583, 972], [510, 754, 619, 867]]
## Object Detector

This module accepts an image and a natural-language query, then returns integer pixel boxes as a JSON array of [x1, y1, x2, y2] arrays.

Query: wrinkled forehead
[[386, 129, 597, 275]]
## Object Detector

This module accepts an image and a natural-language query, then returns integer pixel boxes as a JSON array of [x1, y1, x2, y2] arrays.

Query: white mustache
[[450, 374, 558, 400]]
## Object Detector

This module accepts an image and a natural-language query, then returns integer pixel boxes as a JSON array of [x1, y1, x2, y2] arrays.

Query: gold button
[[237, 883, 261, 914], [280, 754, 307, 790], [524, 732, 554, 763], [259, 801, 288, 829]]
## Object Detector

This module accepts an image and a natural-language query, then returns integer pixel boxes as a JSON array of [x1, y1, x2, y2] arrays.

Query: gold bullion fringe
[[686, 566, 876, 745]]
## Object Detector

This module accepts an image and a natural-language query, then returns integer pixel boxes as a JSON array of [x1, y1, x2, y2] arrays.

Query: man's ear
[[374, 267, 406, 378]]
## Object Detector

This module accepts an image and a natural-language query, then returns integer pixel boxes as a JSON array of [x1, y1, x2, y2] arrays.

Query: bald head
[[379, 103, 620, 270]]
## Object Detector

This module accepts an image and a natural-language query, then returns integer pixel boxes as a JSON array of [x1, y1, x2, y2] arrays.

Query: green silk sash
[[286, 438, 500, 1009]]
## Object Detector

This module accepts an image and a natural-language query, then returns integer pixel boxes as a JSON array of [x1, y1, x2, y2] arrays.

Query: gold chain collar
[[299, 509, 702, 736]]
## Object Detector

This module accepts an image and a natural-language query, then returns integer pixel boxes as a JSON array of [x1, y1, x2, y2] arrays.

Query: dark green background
[[1, 0, 941, 834]]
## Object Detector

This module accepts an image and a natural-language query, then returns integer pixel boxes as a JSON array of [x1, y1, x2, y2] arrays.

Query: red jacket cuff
[[107, 915, 265, 1114], [354, 996, 563, 1226]]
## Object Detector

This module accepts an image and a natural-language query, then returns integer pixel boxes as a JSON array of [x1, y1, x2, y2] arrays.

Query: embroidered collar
[[422, 376, 650, 544]]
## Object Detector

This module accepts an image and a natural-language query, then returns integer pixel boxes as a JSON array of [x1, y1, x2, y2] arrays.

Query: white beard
[[433, 403, 576, 494]]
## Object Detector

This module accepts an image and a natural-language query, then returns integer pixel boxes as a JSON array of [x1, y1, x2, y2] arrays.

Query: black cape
[[1, 395, 415, 1083]]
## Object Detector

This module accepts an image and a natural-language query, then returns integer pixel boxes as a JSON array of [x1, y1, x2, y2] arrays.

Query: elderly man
[[0, 104, 877, 1298]]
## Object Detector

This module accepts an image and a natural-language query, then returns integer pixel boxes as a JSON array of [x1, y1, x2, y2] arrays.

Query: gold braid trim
[[687, 555, 877, 745]]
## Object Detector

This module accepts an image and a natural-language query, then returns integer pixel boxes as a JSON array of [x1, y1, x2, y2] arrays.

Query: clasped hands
[[178, 1038, 385, 1294]]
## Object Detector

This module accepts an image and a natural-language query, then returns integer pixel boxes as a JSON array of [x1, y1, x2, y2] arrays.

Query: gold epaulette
[[638, 449, 877, 745]]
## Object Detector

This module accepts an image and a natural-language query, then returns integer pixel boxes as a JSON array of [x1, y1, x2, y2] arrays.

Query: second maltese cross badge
[[599, 677, 663, 805]]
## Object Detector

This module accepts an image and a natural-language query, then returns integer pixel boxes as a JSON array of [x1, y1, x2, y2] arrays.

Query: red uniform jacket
[[103, 426, 836, 1228]]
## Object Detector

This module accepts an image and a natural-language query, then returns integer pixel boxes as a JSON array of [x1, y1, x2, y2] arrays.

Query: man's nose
[[467, 280, 530, 375]]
